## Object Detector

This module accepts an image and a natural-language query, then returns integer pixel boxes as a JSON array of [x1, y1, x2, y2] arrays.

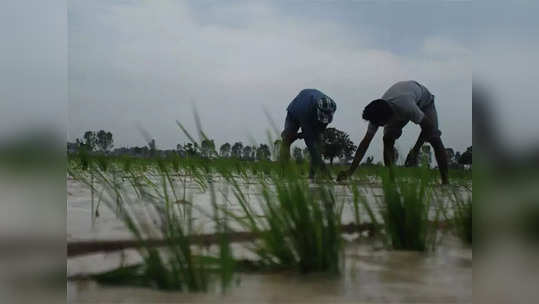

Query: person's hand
[[336, 170, 350, 182], [404, 150, 419, 167]]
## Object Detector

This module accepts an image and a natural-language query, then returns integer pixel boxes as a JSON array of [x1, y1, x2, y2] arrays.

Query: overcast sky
[[67, 1, 475, 160]]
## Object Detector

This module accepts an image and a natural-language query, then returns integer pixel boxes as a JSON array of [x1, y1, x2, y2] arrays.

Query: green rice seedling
[[380, 168, 432, 251], [69, 161, 233, 292], [223, 171, 344, 274], [173, 116, 345, 273], [208, 181, 235, 290]]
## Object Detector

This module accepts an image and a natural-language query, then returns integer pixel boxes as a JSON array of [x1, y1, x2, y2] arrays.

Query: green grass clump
[[380, 168, 432, 251], [225, 169, 344, 274], [69, 161, 234, 292]]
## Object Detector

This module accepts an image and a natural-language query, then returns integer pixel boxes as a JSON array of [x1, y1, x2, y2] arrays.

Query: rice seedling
[[68, 159, 235, 292], [379, 167, 434, 251], [221, 170, 345, 274]]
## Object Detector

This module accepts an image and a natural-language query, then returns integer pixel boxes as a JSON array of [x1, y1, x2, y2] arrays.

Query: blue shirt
[[287, 89, 329, 125]]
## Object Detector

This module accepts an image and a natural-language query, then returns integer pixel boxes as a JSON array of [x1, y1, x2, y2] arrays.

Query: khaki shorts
[[384, 102, 441, 141]]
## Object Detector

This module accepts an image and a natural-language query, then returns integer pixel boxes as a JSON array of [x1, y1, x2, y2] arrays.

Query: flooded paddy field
[[67, 164, 472, 303]]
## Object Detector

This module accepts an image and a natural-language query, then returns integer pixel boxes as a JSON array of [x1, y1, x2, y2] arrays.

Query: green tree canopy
[[242, 145, 253, 161], [256, 144, 271, 161], [220, 143, 231, 158], [231, 142, 243, 159], [321, 127, 355, 165], [96, 130, 114, 152], [200, 139, 216, 158], [83, 131, 97, 151]]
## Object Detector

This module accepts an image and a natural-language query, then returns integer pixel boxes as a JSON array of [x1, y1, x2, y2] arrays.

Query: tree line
[[69, 129, 471, 166]]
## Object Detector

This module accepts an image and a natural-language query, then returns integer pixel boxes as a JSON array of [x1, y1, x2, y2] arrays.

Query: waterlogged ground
[[68, 239, 471, 303], [67, 176, 472, 303], [67, 175, 464, 241]]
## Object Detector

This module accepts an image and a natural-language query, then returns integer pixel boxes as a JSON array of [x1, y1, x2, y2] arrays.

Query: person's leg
[[406, 102, 442, 167], [383, 120, 407, 181], [383, 120, 407, 167], [302, 126, 325, 179], [424, 104, 449, 184], [280, 112, 300, 163]]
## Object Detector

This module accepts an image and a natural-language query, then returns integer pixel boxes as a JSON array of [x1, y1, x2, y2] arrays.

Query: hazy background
[[68, 0, 472, 160]]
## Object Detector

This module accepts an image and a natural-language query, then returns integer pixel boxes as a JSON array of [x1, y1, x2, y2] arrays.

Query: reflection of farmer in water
[[338, 81, 449, 184], [280, 89, 337, 178]]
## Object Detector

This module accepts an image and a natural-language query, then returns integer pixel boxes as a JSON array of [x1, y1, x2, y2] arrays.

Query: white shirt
[[368, 81, 434, 133]]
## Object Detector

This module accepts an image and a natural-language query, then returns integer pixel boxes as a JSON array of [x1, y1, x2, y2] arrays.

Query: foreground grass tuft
[[380, 168, 432, 251]]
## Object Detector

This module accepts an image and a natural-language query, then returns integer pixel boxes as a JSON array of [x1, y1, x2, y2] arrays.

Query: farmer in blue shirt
[[280, 89, 337, 178]]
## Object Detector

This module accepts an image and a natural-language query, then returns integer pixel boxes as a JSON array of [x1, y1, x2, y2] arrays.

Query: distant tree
[[231, 142, 243, 159], [176, 144, 185, 157], [293, 147, 304, 163], [96, 130, 114, 152], [220, 143, 231, 158], [256, 144, 271, 161], [321, 127, 354, 165], [459, 146, 472, 165], [200, 139, 216, 158], [184, 142, 199, 157], [242, 145, 253, 161], [83, 131, 97, 151], [342, 139, 357, 164]]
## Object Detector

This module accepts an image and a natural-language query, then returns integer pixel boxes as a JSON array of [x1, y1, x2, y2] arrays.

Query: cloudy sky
[[67, 0, 475, 160]]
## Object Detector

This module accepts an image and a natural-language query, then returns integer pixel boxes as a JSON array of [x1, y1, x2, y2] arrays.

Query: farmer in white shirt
[[337, 81, 449, 184]]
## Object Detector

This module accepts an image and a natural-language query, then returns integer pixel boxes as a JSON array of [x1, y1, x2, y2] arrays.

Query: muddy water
[[67, 177, 460, 241], [68, 238, 471, 303], [67, 177, 471, 303], [67, 176, 383, 240]]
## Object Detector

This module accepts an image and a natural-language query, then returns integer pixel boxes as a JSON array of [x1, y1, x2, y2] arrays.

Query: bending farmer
[[337, 81, 449, 184], [280, 89, 337, 178]]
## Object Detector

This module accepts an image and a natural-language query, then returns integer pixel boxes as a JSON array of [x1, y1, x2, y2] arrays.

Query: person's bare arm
[[383, 136, 395, 167], [337, 129, 375, 180]]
